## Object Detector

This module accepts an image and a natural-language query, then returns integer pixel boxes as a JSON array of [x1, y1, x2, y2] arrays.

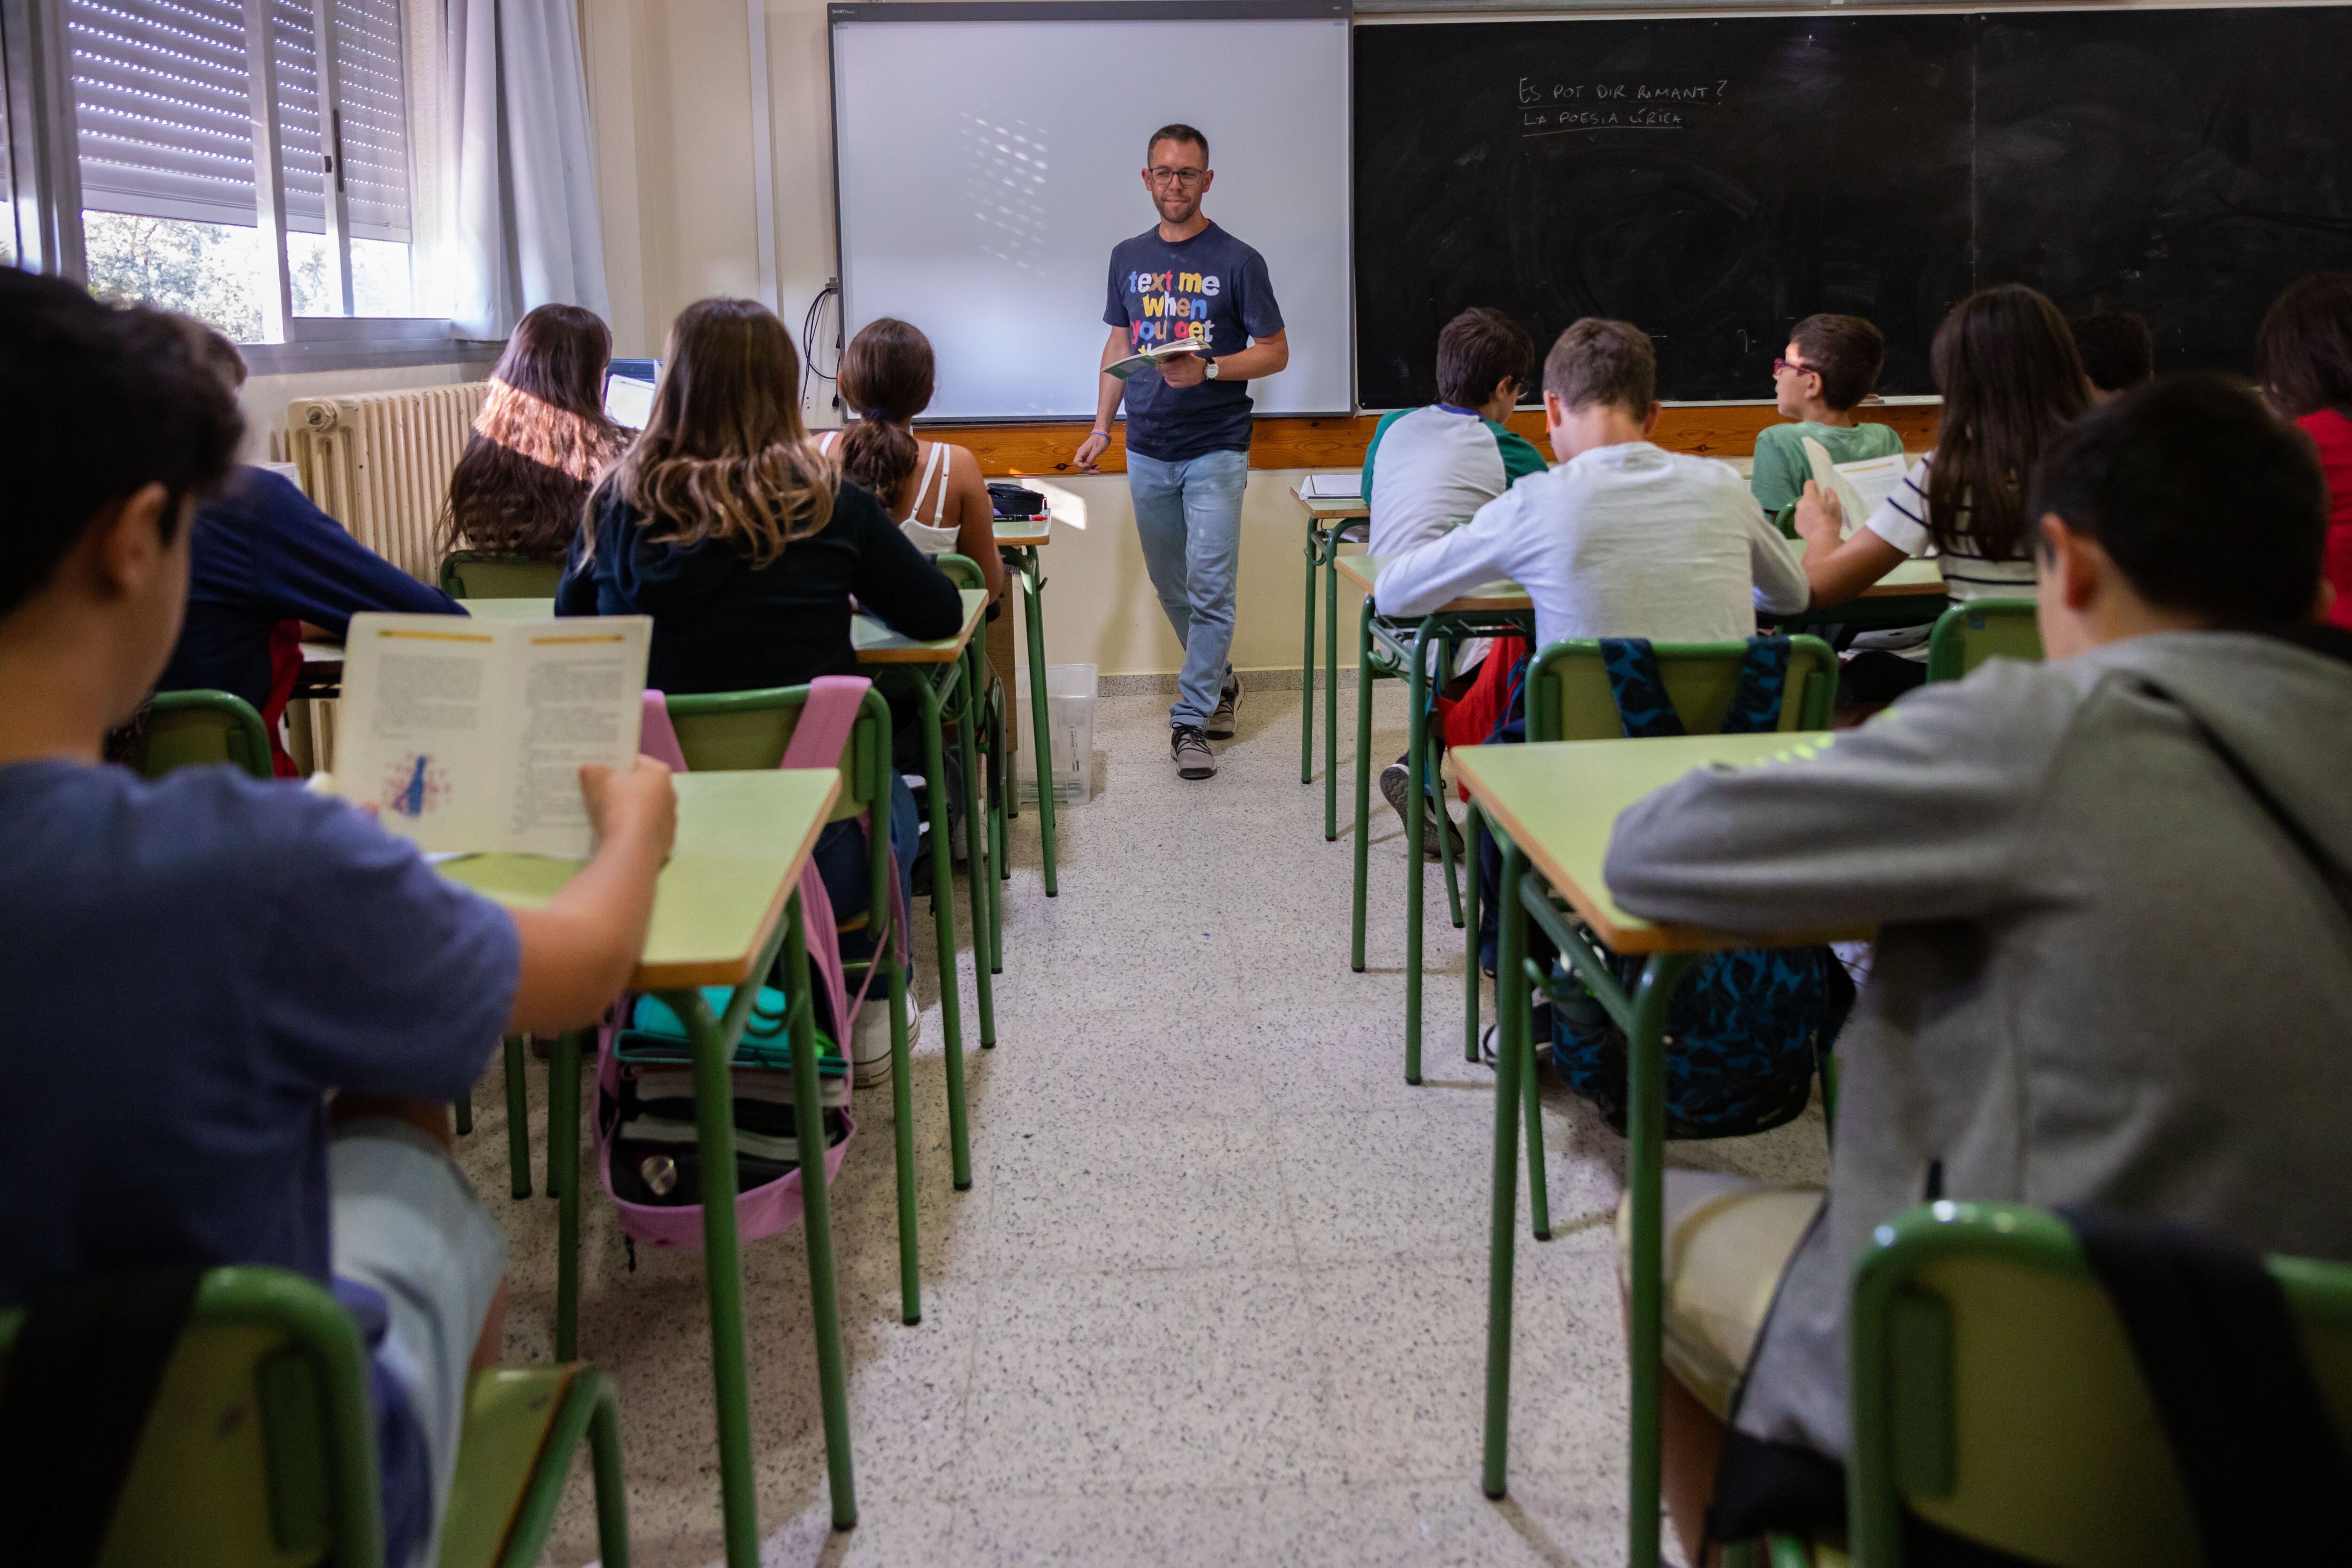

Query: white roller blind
[[70, 0, 412, 242]]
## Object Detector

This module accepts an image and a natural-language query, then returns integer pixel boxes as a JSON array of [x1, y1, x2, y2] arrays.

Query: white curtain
[[446, 0, 610, 340]]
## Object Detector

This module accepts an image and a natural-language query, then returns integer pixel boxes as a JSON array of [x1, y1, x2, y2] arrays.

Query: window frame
[[16, 0, 475, 371]]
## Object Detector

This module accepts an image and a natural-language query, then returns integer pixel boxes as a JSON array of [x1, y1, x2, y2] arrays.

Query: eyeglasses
[[1146, 167, 1207, 187], [1772, 356, 1822, 379]]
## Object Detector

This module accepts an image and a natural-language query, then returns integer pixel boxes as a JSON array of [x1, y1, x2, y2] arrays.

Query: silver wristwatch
[[1204, 358, 1221, 380]]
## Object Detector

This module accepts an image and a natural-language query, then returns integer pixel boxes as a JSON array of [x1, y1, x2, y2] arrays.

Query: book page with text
[[499, 619, 651, 857], [335, 615, 504, 852]]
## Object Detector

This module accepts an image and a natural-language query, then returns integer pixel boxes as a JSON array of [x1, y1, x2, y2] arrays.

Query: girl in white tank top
[[818, 429, 959, 556]]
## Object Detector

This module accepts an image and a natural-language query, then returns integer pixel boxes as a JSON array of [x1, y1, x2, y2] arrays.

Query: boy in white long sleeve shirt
[[1376, 318, 1811, 645]]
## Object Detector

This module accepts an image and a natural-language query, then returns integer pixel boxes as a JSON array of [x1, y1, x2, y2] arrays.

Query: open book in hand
[[1800, 438, 1911, 538], [335, 612, 651, 858], [1105, 335, 1208, 382]]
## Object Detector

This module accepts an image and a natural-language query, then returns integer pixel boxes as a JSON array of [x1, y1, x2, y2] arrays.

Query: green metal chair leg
[[1464, 805, 1483, 1065], [1481, 839, 1528, 1499], [1325, 527, 1342, 840], [503, 1036, 532, 1199], [917, 679, 973, 1190], [1519, 964, 1550, 1242], [1350, 594, 1376, 974], [1627, 951, 1698, 1568], [783, 898, 858, 1532], [454, 1093, 472, 1136], [1404, 621, 1435, 1085], [588, 1377, 633, 1568], [551, 1029, 583, 1361], [953, 661, 997, 1048], [1020, 554, 1060, 896], [887, 958, 923, 1323], [979, 659, 1005, 974], [1301, 519, 1318, 785]]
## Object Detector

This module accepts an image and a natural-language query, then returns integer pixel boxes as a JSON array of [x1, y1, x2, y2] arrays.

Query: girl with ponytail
[[823, 318, 1007, 603]]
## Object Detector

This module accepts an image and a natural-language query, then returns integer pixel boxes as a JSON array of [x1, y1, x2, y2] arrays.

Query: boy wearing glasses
[[1075, 122, 1288, 781], [1362, 306, 1549, 557], [1749, 313, 1902, 515]]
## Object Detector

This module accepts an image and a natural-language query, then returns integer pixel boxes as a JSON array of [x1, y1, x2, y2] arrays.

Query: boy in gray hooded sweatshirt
[[1600, 372, 2352, 1560]]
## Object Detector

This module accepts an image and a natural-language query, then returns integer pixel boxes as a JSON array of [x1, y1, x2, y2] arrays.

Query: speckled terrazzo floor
[[457, 680, 1831, 1568]]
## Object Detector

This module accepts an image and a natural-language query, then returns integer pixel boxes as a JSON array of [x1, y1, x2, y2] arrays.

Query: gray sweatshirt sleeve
[[1602, 662, 2079, 932], [1374, 482, 1527, 620]]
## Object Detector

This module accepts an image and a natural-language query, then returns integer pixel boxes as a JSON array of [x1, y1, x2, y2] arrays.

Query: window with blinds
[[69, 0, 412, 243]]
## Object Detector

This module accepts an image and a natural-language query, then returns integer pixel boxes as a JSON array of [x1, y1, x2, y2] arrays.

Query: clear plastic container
[[1024, 661, 1097, 806]]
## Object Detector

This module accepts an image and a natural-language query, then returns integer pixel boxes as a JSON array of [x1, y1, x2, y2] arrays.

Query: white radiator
[[282, 383, 490, 582]]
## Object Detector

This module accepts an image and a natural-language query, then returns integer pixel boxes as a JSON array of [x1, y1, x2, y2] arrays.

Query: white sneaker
[[851, 1002, 919, 1087]]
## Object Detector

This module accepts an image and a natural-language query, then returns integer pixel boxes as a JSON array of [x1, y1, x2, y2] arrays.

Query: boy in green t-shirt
[[1749, 313, 1903, 514]]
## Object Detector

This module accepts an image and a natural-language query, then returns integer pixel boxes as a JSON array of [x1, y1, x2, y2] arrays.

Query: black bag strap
[[2061, 1206, 2348, 1563], [0, 1265, 208, 1568]]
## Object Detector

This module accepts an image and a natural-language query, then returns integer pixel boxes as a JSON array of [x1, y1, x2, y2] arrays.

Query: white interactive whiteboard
[[829, 1, 1353, 421]]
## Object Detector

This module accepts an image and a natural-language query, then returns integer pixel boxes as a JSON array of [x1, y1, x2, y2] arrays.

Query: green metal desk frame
[[997, 526, 1061, 897], [1347, 593, 1535, 1084], [1299, 501, 1367, 839]]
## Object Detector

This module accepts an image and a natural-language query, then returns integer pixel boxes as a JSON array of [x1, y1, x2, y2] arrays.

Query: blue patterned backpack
[[1547, 638, 1852, 1138]]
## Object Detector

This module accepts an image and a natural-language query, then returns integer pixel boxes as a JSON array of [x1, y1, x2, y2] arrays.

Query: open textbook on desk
[[335, 612, 651, 858]]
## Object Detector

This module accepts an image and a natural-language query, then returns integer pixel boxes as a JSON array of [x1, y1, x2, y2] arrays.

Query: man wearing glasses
[[1074, 122, 1288, 781]]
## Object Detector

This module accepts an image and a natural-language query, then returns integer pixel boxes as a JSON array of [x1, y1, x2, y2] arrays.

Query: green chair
[[438, 553, 565, 601], [1773, 502, 1801, 540], [0, 1266, 629, 1568], [661, 684, 946, 1326], [1844, 1201, 2352, 1567], [1468, 636, 1836, 1239], [1924, 598, 2042, 683], [137, 689, 273, 781]]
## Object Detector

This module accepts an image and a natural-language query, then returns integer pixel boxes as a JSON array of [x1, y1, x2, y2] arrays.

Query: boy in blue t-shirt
[[1362, 306, 1549, 557], [1748, 313, 1904, 515], [0, 273, 675, 1567]]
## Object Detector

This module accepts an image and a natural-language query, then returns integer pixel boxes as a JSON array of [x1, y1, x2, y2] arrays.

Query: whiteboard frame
[[825, 0, 1356, 423]]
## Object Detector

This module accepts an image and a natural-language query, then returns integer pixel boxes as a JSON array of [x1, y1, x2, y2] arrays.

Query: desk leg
[[1349, 594, 1375, 974], [551, 1028, 584, 1361], [1464, 808, 1482, 1065], [503, 1035, 532, 1199], [1301, 519, 1318, 785], [680, 986, 764, 1563], [1404, 619, 1435, 1085], [1627, 952, 1694, 1568], [1480, 839, 1528, 1499], [917, 678, 973, 1188], [786, 893, 858, 1531], [954, 659, 997, 1048], [1324, 529, 1341, 841], [1020, 550, 1060, 897], [975, 644, 1004, 974]]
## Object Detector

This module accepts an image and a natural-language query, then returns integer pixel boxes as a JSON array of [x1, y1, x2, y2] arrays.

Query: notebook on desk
[[1301, 473, 1363, 500]]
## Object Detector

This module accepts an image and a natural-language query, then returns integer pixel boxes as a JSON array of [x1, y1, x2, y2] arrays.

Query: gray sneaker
[[1204, 675, 1241, 739], [1379, 760, 1446, 858], [1172, 724, 1216, 780]]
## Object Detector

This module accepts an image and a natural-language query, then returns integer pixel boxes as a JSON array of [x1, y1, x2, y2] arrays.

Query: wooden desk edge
[[630, 770, 842, 991], [1458, 761, 1870, 955], [856, 591, 989, 664], [1332, 553, 1527, 613]]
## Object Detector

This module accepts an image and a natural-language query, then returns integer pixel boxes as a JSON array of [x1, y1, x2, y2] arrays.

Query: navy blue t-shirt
[[0, 761, 517, 1561], [1102, 222, 1284, 462], [159, 466, 460, 712]]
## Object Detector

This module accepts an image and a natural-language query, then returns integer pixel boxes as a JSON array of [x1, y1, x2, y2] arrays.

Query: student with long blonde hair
[[440, 303, 626, 561]]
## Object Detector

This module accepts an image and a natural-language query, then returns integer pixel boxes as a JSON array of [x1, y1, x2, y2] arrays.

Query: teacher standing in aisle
[[1074, 122, 1287, 781]]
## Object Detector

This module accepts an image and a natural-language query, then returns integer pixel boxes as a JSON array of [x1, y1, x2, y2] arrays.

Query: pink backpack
[[595, 676, 908, 1250]]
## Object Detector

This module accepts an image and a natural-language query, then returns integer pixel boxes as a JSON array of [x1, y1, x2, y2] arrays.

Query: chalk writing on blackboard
[[1515, 75, 1729, 135]]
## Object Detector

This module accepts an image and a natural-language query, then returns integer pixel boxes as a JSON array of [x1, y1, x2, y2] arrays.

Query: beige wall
[[580, 0, 1330, 680]]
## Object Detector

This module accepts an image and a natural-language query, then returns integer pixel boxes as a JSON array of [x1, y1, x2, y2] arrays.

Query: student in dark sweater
[[559, 297, 960, 963], [158, 327, 458, 755]]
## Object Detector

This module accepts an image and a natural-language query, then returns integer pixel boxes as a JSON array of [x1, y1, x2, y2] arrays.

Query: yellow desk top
[[1788, 539, 1946, 598], [440, 769, 839, 990], [1294, 486, 1370, 521], [1453, 733, 1870, 955], [854, 588, 988, 665], [460, 597, 559, 620], [1335, 553, 1530, 613], [994, 518, 1052, 549]]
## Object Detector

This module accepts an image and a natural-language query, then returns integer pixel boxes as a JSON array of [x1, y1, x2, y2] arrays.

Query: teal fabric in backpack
[[1547, 638, 1851, 1138]]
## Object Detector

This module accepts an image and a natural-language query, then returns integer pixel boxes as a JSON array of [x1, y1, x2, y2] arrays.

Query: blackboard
[[1353, 6, 2352, 408]]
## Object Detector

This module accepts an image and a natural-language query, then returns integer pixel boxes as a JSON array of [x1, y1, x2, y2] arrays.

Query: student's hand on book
[[580, 756, 676, 862], [1794, 480, 1846, 554], [1157, 349, 1208, 388], [1073, 430, 1110, 473]]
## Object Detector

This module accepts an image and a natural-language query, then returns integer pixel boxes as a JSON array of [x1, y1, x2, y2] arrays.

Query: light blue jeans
[[1128, 447, 1248, 729]]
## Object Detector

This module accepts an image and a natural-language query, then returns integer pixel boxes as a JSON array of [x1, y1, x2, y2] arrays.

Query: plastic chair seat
[[437, 1367, 579, 1568]]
